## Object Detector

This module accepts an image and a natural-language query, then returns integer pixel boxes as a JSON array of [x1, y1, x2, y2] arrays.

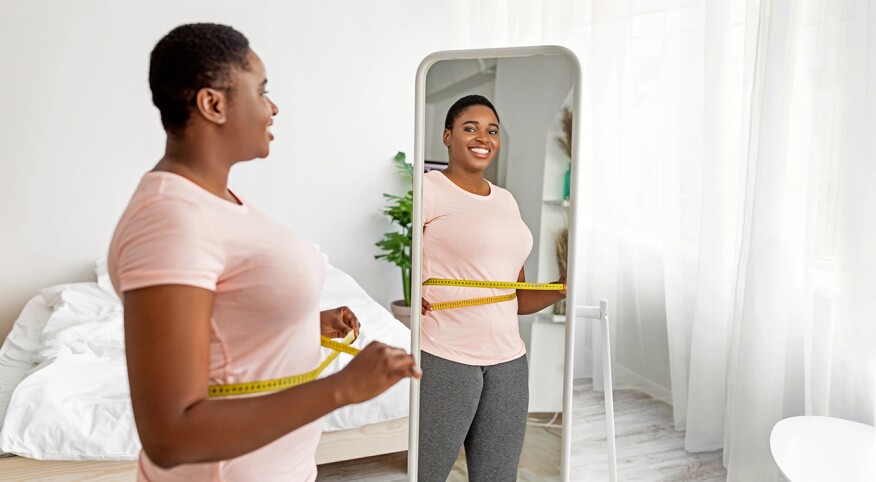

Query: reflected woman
[[419, 95, 566, 481]]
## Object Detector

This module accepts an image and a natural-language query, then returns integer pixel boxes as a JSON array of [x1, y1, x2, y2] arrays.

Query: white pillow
[[35, 283, 123, 363], [308, 242, 331, 266], [0, 279, 120, 438], [94, 258, 113, 292], [0, 295, 52, 435], [0, 283, 135, 460]]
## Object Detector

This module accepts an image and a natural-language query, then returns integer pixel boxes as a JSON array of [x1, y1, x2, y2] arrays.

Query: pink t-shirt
[[108, 171, 324, 482], [421, 170, 533, 366]]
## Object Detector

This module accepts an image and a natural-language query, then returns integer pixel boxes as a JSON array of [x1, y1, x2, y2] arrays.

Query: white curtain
[[461, 0, 875, 479], [721, 0, 876, 479]]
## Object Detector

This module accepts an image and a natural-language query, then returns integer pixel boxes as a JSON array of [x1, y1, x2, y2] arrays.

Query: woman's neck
[[442, 164, 490, 196], [154, 135, 236, 202]]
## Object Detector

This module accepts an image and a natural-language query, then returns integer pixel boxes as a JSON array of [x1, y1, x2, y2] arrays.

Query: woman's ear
[[443, 128, 451, 147], [194, 87, 227, 126]]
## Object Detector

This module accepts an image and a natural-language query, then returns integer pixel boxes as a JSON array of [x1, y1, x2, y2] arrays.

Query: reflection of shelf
[[424, 161, 448, 172], [524, 315, 566, 412], [543, 199, 570, 208], [537, 312, 567, 324]]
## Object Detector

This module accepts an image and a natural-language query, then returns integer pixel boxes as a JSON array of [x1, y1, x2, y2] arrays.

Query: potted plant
[[554, 107, 572, 315], [558, 106, 573, 200], [375, 152, 413, 326]]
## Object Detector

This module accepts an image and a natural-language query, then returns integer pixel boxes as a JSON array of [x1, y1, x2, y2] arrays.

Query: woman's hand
[[556, 273, 567, 295], [320, 306, 360, 339], [124, 287, 409, 468], [334, 342, 422, 404], [517, 267, 567, 315], [421, 298, 433, 316]]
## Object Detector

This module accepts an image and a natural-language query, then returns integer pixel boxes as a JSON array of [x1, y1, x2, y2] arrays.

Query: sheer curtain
[[459, 0, 875, 479], [722, 0, 876, 478]]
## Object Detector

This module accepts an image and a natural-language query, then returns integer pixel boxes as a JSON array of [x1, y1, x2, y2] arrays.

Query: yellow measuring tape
[[423, 278, 564, 311], [208, 331, 360, 398], [207, 278, 562, 396]]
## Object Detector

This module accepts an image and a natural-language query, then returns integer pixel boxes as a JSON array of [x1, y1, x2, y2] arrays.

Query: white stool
[[770, 416, 876, 482]]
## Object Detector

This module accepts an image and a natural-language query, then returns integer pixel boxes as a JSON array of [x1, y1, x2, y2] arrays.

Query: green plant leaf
[[394, 151, 413, 183], [376, 152, 414, 304]]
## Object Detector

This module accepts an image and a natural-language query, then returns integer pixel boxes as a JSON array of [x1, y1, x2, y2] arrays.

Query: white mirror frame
[[408, 46, 618, 482]]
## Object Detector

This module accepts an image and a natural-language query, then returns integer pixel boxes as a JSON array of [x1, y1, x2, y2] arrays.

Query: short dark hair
[[444, 95, 500, 130], [148, 23, 251, 136]]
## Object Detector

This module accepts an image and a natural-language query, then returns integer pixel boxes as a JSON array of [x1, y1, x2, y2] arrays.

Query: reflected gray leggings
[[417, 351, 529, 482]]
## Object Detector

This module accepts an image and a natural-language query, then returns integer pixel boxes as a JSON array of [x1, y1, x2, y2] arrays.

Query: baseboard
[[574, 364, 673, 407]]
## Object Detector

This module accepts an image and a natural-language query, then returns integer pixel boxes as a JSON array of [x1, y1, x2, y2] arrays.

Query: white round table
[[770, 416, 876, 482]]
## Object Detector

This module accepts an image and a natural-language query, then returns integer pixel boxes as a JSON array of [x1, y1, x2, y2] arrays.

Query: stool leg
[[601, 299, 618, 482]]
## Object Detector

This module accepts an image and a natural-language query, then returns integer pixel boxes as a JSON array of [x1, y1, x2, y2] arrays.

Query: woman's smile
[[468, 145, 491, 159]]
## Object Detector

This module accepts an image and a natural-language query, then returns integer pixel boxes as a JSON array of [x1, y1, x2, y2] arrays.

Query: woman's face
[[443, 104, 500, 172], [224, 50, 278, 160]]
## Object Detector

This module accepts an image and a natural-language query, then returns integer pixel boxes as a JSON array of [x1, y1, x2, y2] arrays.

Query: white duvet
[[0, 260, 411, 461]]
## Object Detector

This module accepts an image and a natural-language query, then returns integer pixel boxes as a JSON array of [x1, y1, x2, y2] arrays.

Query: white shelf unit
[[537, 312, 569, 323], [521, 94, 573, 413]]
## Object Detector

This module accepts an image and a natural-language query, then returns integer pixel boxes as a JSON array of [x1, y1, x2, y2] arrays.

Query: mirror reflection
[[416, 55, 575, 481]]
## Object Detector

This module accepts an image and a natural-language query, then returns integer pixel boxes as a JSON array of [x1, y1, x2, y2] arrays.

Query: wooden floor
[[314, 415, 561, 482], [317, 381, 728, 481], [570, 382, 727, 481], [0, 381, 727, 481]]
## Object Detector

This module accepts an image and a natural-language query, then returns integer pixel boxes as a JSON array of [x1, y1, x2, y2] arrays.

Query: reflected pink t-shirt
[[421, 171, 533, 366], [108, 171, 324, 482]]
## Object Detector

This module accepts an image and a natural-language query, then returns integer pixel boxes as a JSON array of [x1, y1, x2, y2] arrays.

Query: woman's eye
[[489, 130, 498, 135], [464, 127, 475, 132], [261, 90, 270, 96]]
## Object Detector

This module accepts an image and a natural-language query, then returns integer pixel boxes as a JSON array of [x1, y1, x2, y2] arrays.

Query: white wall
[[424, 59, 496, 162], [495, 55, 574, 281], [0, 0, 478, 336], [0, 0, 677, 413]]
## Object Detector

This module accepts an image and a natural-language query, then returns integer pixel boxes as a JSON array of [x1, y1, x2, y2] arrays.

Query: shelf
[[536, 312, 567, 324], [543, 199, 570, 208]]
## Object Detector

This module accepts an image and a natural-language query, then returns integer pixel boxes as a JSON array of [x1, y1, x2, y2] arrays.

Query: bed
[[0, 253, 411, 470]]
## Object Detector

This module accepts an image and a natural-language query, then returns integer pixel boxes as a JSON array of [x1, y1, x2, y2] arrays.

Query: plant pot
[[390, 300, 412, 328]]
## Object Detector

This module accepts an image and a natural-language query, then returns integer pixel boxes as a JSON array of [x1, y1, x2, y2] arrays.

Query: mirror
[[409, 47, 585, 481]]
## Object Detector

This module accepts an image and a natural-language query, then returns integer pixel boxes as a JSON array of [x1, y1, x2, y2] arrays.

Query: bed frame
[[316, 417, 408, 464], [0, 418, 409, 480]]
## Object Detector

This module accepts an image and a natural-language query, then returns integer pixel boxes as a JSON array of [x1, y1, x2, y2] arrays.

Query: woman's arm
[[515, 268, 566, 315], [124, 284, 419, 469]]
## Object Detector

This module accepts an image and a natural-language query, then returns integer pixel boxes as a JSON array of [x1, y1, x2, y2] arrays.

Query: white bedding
[[0, 260, 410, 461]]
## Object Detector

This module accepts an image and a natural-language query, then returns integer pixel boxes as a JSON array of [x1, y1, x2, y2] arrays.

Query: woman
[[418, 95, 567, 481], [108, 23, 420, 481]]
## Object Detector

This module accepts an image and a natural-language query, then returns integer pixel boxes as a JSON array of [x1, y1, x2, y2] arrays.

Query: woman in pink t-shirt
[[418, 95, 567, 481], [110, 24, 420, 482]]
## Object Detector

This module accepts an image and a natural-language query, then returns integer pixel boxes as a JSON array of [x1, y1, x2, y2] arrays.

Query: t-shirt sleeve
[[423, 175, 434, 224], [506, 190, 525, 220], [112, 196, 225, 293]]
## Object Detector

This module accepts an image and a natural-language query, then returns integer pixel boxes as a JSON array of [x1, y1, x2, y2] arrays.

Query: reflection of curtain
[[462, 0, 875, 479]]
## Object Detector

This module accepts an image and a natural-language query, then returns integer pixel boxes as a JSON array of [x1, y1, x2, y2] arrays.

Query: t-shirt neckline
[[435, 171, 494, 200], [145, 170, 248, 212]]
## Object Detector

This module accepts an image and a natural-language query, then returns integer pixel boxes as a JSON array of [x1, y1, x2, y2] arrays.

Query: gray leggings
[[418, 351, 529, 482]]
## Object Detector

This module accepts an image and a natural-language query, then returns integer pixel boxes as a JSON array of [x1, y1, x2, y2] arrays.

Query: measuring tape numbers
[[422, 278, 564, 311], [208, 331, 360, 398]]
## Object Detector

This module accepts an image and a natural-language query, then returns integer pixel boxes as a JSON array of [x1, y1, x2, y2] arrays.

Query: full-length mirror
[[409, 47, 584, 481]]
